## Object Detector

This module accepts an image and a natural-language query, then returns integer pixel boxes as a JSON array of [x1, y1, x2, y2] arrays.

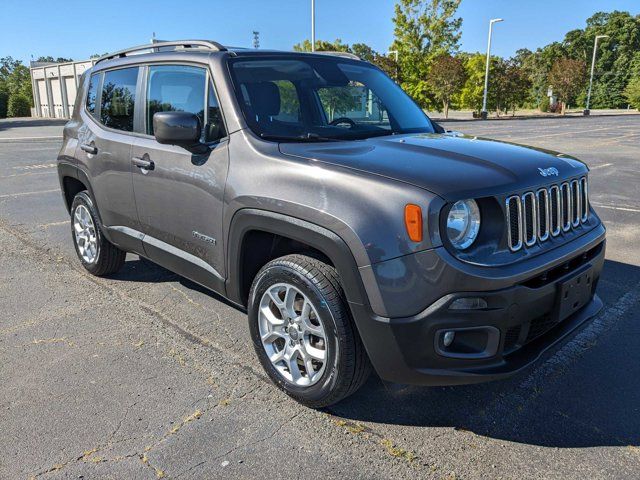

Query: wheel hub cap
[[258, 283, 328, 387], [73, 204, 98, 264]]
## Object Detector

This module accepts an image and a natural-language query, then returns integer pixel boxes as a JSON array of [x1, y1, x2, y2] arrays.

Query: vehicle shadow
[[108, 256, 242, 310], [106, 254, 639, 449], [326, 258, 640, 449]]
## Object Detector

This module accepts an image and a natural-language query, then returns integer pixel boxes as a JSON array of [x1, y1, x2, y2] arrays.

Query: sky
[[2, 0, 638, 64]]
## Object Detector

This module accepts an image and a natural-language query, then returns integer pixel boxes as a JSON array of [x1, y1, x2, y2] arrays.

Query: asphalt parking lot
[[1, 114, 639, 479]]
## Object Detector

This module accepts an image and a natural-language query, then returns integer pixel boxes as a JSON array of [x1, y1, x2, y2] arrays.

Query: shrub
[[0, 91, 7, 118], [7, 94, 31, 118], [539, 96, 550, 113], [624, 77, 640, 111]]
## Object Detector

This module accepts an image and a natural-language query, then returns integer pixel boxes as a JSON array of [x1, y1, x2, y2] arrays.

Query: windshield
[[228, 56, 436, 141]]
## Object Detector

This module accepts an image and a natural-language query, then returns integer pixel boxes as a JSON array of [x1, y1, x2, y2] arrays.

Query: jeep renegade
[[57, 40, 606, 407]]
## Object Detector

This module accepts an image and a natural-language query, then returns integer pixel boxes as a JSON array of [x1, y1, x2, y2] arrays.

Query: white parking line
[[13, 163, 57, 171], [39, 220, 69, 228], [591, 203, 640, 213], [0, 171, 57, 180], [0, 189, 59, 199], [488, 279, 640, 417], [0, 136, 62, 141], [589, 163, 613, 170]]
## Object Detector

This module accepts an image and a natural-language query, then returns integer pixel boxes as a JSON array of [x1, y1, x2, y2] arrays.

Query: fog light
[[443, 331, 455, 347], [449, 297, 488, 310]]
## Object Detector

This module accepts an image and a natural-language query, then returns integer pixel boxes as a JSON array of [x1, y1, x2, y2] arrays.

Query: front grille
[[505, 176, 589, 252]]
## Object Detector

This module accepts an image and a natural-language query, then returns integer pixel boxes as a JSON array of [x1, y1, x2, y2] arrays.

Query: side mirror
[[153, 111, 202, 150]]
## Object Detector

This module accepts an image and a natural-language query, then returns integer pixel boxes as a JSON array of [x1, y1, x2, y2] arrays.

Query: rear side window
[[100, 67, 139, 132], [86, 73, 99, 117], [146, 65, 206, 136]]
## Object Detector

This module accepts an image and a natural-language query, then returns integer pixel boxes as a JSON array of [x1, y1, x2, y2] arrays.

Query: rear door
[[75, 67, 143, 252], [131, 64, 229, 290]]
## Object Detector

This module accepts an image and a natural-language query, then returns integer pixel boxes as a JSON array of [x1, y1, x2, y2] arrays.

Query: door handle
[[80, 143, 97, 155], [132, 156, 155, 170]]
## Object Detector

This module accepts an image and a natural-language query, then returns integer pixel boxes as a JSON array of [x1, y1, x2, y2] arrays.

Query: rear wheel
[[70, 191, 125, 276], [248, 254, 371, 407]]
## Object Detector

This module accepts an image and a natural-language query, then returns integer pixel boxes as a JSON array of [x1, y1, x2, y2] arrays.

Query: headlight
[[447, 199, 480, 249]]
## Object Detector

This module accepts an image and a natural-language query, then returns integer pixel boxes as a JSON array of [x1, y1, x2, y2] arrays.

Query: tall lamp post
[[481, 18, 504, 120], [311, 0, 316, 52], [584, 35, 609, 115]]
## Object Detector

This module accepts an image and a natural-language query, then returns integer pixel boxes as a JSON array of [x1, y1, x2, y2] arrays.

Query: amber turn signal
[[404, 204, 423, 242]]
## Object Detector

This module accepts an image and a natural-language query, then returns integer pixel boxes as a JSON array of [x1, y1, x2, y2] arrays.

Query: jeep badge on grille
[[538, 167, 559, 177]]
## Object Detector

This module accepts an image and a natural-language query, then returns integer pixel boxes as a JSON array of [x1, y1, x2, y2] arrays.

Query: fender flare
[[225, 208, 370, 309]]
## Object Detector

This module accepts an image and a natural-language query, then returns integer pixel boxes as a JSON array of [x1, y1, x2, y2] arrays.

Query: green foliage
[[539, 96, 551, 113], [318, 86, 359, 121], [459, 53, 487, 112], [293, 39, 350, 52], [0, 91, 8, 118], [7, 94, 31, 117], [391, 0, 462, 109], [624, 77, 640, 110], [36, 56, 73, 63], [0, 57, 33, 118]]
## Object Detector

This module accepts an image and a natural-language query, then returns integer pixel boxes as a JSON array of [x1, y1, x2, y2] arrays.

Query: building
[[30, 59, 95, 118]]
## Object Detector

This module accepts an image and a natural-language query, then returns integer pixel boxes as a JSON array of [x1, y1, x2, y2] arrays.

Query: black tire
[[70, 191, 125, 276], [248, 254, 371, 408]]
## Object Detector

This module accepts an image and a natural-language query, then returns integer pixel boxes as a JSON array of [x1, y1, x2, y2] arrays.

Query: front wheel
[[248, 254, 371, 408], [70, 191, 125, 276]]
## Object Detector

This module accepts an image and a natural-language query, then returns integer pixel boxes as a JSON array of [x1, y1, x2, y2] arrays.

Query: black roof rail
[[95, 40, 227, 65]]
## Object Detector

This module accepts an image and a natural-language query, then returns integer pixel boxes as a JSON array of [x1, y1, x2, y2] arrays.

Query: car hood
[[278, 133, 588, 201]]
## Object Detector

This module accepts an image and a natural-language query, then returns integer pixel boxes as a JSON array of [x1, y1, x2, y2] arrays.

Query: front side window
[[86, 73, 100, 118], [229, 56, 434, 141], [146, 65, 206, 136], [100, 67, 138, 132]]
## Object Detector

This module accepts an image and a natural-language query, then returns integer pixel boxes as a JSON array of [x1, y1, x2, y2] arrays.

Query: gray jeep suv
[[57, 40, 606, 407]]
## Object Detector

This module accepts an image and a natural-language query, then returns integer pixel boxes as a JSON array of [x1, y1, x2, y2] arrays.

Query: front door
[[131, 65, 229, 291]]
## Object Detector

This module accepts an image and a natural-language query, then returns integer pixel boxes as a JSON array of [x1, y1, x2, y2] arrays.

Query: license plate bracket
[[555, 265, 594, 322]]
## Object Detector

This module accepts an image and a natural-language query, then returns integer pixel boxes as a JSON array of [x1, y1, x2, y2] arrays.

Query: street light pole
[[481, 18, 503, 120], [584, 35, 609, 115], [311, 0, 316, 52]]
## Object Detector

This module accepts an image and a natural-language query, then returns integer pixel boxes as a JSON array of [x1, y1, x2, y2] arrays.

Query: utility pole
[[311, 0, 316, 52], [584, 35, 609, 115], [481, 18, 503, 120], [252, 31, 260, 49]]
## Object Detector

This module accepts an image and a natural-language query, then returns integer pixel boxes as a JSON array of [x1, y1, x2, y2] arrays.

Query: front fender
[[225, 209, 370, 309]]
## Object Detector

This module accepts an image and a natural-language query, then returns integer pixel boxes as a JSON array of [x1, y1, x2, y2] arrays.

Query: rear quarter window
[[86, 73, 100, 118]]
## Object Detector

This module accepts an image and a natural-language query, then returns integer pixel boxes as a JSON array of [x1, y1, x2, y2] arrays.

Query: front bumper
[[350, 224, 606, 386]]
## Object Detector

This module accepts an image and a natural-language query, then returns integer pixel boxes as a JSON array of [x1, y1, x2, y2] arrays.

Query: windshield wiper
[[259, 133, 341, 142]]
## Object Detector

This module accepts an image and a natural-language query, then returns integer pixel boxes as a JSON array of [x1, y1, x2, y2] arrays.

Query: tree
[[318, 87, 358, 122], [427, 54, 465, 117], [624, 77, 640, 110], [459, 53, 488, 112], [548, 58, 587, 114], [293, 39, 350, 52], [0, 57, 33, 117], [36, 56, 73, 63], [7, 94, 31, 117], [391, 0, 462, 109], [493, 58, 531, 115]]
